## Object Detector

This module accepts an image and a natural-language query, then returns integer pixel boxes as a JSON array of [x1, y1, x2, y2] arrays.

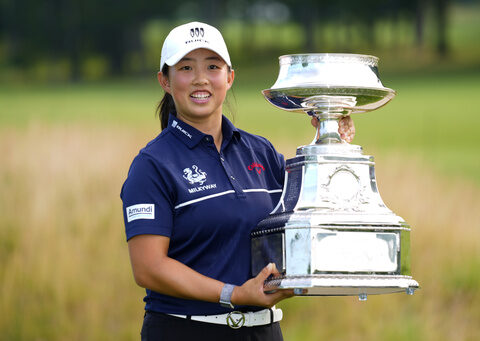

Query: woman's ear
[[158, 71, 171, 94], [226, 68, 235, 91]]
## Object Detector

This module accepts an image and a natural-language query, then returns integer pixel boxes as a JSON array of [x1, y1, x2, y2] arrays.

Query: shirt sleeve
[[120, 153, 174, 241], [267, 139, 286, 187]]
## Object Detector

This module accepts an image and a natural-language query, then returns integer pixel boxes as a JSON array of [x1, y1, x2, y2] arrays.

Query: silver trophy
[[251, 54, 419, 300]]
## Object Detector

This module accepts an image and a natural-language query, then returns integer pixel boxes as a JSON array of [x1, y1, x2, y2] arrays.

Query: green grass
[[0, 79, 161, 126], [1, 69, 479, 183], [237, 69, 480, 185]]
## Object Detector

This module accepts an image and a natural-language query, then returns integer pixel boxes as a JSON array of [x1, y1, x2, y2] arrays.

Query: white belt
[[167, 307, 283, 329]]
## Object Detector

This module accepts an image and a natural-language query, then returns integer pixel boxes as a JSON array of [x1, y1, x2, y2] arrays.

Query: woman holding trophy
[[121, 21, 354, 340]]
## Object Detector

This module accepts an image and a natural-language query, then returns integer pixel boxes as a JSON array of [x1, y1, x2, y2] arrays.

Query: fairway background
[[1, 3, 480, 341]]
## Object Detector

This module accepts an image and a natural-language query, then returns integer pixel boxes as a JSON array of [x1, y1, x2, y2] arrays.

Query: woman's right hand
[[231, 263, 294, 308]]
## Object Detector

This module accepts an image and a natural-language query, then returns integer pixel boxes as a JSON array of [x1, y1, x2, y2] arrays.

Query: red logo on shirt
[[248, 162, 265, 174]]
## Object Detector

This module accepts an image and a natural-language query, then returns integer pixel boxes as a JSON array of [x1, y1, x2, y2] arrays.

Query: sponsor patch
[[248, 162, 265, 174], [183, 165, 207, 185], [182, 165, 217, 194], [188, 183, 217, 193], [126, 204, 154, 222], [172, 120, 192, 139]]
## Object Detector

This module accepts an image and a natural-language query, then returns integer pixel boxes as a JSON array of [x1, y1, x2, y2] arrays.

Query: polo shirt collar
[[167, 114, 241, 149], [167, 115, 203, 148], [222, 115, 241, 144]]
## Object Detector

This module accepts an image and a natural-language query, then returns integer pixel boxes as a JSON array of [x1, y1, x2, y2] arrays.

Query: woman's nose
[[193, 69, 208, 85]]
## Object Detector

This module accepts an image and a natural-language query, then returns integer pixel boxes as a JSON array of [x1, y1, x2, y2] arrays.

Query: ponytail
[[156, 65, 176, 130]]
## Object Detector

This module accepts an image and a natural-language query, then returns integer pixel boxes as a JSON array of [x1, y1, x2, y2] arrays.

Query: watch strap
[[219, 283, 235, 309]]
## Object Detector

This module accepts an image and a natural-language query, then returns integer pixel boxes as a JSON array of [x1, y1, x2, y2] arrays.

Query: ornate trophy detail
[[251, 54, 419, 300]]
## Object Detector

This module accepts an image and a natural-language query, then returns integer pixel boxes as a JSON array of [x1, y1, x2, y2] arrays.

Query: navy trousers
[[141, 311, 284, 341]]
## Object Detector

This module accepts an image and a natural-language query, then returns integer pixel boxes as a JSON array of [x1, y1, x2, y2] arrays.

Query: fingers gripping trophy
[[251, 54, 419, 300]]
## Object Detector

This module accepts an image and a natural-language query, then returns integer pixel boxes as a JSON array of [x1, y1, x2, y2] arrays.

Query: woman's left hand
[[311, 116, 355, 143]]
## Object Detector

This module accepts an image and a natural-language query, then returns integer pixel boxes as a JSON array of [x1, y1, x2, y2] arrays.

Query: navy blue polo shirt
[[120, 114, 285, 315]]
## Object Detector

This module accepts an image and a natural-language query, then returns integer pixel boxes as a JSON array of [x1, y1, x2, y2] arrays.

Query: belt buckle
[[226, 311, 245, 329]]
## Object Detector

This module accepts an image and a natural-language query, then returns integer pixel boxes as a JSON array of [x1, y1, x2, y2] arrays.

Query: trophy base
[[251, 126, 420, 299], [264, 274, 419, 297]]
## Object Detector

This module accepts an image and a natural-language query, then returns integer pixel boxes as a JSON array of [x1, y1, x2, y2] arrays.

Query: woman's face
[[158, 48, 234, 126]]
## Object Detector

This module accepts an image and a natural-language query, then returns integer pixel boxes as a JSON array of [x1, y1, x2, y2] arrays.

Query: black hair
[[156, 65, 176, 130]]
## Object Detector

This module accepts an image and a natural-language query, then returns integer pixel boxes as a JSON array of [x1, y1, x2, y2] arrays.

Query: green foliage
[[1, 2, 479, 81]]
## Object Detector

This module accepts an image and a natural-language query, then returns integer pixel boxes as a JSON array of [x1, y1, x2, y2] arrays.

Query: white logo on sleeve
[[126, 204, 155, 222]]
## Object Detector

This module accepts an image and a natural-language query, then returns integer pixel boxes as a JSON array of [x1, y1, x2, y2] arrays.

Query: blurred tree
[[294, 0, 320, 51], [0, 0, 456, 80], [1, 0, 40, 67], [61, 0, 83, 81], [433, 0, 450, 56], [414, 0, 428, 49], [201, 0, 224, 26]]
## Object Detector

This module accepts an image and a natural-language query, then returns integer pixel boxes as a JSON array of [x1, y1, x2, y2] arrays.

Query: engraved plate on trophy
[[251, 54, 419, 299]]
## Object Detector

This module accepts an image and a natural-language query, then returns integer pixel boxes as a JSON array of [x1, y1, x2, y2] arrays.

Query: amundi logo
[[126, 204, 154, 222]]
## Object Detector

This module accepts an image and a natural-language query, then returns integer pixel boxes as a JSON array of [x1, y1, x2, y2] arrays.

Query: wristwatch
[[219, 283, 235, 309]]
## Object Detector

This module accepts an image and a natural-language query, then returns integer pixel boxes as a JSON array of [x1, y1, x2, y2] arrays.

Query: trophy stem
[[312, 114, 345, 145]]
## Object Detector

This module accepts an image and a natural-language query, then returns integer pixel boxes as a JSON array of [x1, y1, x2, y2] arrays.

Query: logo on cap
[[190, 27, 204, 38]]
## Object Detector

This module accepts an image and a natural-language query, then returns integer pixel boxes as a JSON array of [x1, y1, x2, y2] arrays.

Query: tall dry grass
[[0, 124, 479, 340], [278, 149, 480, 341], [0, 123, 152, 340]]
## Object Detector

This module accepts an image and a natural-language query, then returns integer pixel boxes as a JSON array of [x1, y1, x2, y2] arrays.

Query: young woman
[[121, 21, 354, 341]]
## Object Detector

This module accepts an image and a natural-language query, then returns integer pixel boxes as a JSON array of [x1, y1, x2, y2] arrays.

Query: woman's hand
[[338, 116, 355, 143], [231, 263, 294, 308], [311, 116, 355, 143], [129, 236, 293, 308]]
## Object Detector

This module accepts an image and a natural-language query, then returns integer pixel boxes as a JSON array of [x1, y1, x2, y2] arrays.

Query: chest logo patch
[[248, 162, 265, 174], [183, 165, 207, 185]]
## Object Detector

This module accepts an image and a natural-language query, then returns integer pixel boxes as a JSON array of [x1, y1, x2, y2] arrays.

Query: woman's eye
[[180, 65, 192, 71], [208, 64, 220, 70]]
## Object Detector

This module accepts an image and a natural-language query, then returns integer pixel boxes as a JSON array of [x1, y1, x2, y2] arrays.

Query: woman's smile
[[190, 90, 212, 104]]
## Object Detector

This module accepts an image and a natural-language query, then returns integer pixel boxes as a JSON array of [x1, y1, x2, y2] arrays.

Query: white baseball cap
[[160, 21, 232, 71]]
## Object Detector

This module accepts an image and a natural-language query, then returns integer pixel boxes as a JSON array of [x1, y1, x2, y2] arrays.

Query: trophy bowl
[[263, 53, 396, 114], [263, 54, 396, 146], [251, 53, 419, 300]]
